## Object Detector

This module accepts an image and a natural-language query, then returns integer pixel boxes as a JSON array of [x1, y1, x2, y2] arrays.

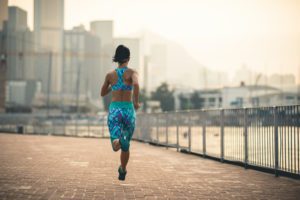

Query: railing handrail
[[137, 104, 300, 115]]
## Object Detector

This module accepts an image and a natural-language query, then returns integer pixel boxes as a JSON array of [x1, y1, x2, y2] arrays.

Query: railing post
[[147, 114, 150, 142], [156, 114, 159, 144], [52, 121, 55, 135], [244, 108, 248, 168], [102, 115, 105, 137], [176, 112, 179, 152], [87, 117, 90, 137], [202, 110, 206, 158], [220, 109, 224, 162], [188, 112, 191, 152], [33, 121, 36, 134], [274, 106, 279, 177], [62, 114, 65, 136], [63, 113, 66, 136], [139, 115, 142, 141], [166, 113, 169, 148]]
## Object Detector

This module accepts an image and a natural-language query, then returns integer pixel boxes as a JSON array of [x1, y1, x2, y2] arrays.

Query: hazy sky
[[9, 0, 300, 82]]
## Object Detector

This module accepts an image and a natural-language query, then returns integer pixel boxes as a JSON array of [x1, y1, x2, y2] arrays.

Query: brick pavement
[[0, 133, 299, 200]]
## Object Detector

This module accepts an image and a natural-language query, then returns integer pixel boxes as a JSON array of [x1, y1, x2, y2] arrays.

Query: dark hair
[[112, 45, 130, 64]]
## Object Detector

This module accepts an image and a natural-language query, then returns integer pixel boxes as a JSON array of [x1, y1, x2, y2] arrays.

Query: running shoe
[[118, 165, 127, 181]]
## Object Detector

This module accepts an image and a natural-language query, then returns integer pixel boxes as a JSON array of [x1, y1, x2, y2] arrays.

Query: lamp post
[[0, 53, 7, 113], [46, 51, 52, 117]]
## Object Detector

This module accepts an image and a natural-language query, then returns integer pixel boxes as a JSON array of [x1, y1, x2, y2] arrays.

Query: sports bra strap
[[111, 67, 133, 91]]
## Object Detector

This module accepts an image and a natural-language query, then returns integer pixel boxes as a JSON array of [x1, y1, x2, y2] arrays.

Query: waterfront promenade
[[0, 133, 299, 200]]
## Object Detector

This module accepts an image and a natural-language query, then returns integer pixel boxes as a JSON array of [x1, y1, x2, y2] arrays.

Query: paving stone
[[0, 133, 299, 200]]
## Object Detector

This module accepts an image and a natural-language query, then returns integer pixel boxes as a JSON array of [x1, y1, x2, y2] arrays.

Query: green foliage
[[190, 91, 204, 109], [139, 89, 148, 112], [151, 83, 175, 111], [179, 91, 204, 110], [179, 94, 191, 110]]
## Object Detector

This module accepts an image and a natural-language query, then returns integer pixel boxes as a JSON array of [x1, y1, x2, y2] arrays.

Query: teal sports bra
[[111, 67, 133, 91]]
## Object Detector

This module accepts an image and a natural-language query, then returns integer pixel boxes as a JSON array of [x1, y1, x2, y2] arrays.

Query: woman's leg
[[120, 150, 129, 170], [120, 108, 136, 171], [108, 108, 123, 151]]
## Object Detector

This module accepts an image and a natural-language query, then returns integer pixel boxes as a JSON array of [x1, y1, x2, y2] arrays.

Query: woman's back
[[108, 67, 135, 102], [101, 44, 140, 109]]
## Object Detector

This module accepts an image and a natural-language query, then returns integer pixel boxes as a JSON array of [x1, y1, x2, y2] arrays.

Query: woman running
[[100, 45, 140, 181]]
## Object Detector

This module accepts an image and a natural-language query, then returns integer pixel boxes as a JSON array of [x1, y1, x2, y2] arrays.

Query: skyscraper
[[149, 44, 167, 90], [0, 0, 8, 30], [90, 21, 114, 85], [90, 21, 113, 48], [0, 0, 8, 112], [0, 5, 36, 111], [64, 25, 101, 104], [7, 6, 27, 31], [4, 6, 35, 80], [34, 0, 64, 94]]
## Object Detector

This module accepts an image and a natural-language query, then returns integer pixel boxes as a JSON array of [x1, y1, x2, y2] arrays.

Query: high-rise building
[[7, 6, 27, 31], [0, 0, 8, 30], [34, 0, 64, 94], [90, 21, 114, 85], [148, 44, 167, 90], [64, 25, 101, 106], [0, 0, 8, 112], [90, 21, 113, 48], [0, 6, 36, 112], [3, 6, 35, 81]]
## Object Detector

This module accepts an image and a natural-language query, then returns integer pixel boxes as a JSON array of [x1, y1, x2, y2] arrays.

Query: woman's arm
[[132, 71, 140, 110], [100, 73, 111, 97]]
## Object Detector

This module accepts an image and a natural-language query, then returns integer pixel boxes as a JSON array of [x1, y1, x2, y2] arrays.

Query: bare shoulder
[[104, 70, 115, 82], [128, 68, 139, 84], [127, 68, 138, 75], [106, 70, 116, 77]]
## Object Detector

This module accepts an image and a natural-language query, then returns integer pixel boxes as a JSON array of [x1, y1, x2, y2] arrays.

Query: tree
[[139, 89, 148, 112], [151, 83, 175, 111], [190, 91, 204, 109], [179, 94, 191, 110]]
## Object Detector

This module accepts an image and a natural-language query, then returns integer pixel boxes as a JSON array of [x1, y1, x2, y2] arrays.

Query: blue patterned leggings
[[107, 102, 136, 150]]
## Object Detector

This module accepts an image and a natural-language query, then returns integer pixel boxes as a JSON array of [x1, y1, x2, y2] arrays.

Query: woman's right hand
[[134, 102, 140, 110]]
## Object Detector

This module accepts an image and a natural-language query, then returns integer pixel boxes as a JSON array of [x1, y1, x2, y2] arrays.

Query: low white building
[[222, 85, 280, 108], [174, 88, 222, 110], [254, 92, 299, 107], [197, 89, 222, 109], [174, 84, 299, 110]]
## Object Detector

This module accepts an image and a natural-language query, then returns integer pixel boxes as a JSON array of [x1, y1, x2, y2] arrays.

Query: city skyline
[[8, 0, 300, 83], [0, 1, 299, 111]]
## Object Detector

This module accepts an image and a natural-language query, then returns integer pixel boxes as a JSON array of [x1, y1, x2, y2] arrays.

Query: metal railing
[[134, 105, 300, 177], [0, 105, 299, 177]]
